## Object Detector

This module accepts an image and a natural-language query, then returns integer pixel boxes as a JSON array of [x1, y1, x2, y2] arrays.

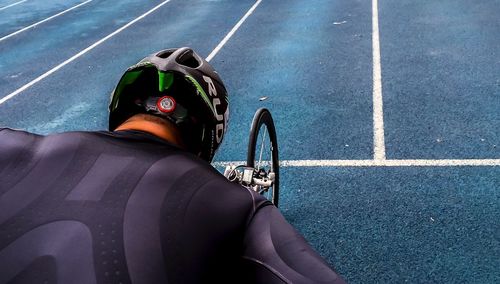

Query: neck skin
[[115, 114, 186, 149]]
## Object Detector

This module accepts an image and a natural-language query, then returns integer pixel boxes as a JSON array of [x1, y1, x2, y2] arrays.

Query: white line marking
[[0, 0, 172, 106], [0, 0, 26, 11], [213, 159, 500, 168], [0, 0, 93, 43], [206, 0, 262, 62], [372, 0, 386, 161]]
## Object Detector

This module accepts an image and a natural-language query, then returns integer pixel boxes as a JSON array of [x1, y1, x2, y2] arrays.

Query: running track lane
[[0, 0, 257, 132]]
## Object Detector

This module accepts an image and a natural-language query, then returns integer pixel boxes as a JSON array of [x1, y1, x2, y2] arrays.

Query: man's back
[[0, 128, 345, 284], [0, 128, 270, 283]]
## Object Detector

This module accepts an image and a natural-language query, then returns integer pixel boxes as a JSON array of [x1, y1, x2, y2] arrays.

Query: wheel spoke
[[257, 125, 267, 171]]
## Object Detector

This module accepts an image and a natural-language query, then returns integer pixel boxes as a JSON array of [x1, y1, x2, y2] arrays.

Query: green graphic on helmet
[[184, 75, 216, 116], [110, 70, 142, 111], [108, 47, 229, 162], [158, 71, 174, 92]]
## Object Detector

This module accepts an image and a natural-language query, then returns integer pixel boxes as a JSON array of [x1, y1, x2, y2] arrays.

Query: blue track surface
[[380, 0, 500, 159], [212, 0, 374, 161], [0, 0, 255, 132], [280, 166, 500, 283], [1, 0, 499, 283]]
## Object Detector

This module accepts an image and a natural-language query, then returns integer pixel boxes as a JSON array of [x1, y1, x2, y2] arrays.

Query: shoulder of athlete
[[202, 169, 272, 216], [0, 127, 23, 133], [0, 127, 41, 141]]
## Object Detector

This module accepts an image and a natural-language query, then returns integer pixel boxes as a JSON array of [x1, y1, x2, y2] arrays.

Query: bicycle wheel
[[247, 108, 279, 207]]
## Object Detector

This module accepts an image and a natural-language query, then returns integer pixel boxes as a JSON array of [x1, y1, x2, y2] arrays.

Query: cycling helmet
[[109, 47, 229, 162]]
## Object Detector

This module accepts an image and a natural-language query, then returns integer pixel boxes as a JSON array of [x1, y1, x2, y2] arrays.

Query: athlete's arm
[[240, 205, 346, 284]]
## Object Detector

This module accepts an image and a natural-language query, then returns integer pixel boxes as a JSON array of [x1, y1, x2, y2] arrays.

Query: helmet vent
[[157, 50, 174, 59], [176, 51, 200, 68]]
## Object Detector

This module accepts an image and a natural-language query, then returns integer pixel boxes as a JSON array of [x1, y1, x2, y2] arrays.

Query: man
[[0, 47, 346, 283]]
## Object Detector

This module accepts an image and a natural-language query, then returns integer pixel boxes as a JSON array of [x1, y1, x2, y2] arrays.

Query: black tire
[[247, 108, 279, 207]]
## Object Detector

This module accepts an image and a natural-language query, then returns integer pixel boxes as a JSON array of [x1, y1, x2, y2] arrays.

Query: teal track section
[[0, 0, 85, 35], [0, 0, 256, 132]]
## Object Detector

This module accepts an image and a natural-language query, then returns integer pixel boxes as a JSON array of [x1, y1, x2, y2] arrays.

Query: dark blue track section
[[212, 0, 373, 161], [0, 0, 255, 132], [279, 166, 500, 283], [379, 0, 500, 159]]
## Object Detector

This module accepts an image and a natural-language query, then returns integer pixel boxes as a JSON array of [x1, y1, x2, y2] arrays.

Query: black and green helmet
[[109, 47, 229, 162]]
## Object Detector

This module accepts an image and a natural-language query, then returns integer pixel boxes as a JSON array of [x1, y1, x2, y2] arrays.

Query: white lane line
[[0, 0, 172, 106], [0, 0, 93, 43], [213, 159, 500, 167], [372, 0, 386, 161], [0, 0, 26, 11], [206, 0, 262, 62]]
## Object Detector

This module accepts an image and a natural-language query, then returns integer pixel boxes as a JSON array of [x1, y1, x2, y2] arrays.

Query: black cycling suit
[[0, 128, 345, 284]]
